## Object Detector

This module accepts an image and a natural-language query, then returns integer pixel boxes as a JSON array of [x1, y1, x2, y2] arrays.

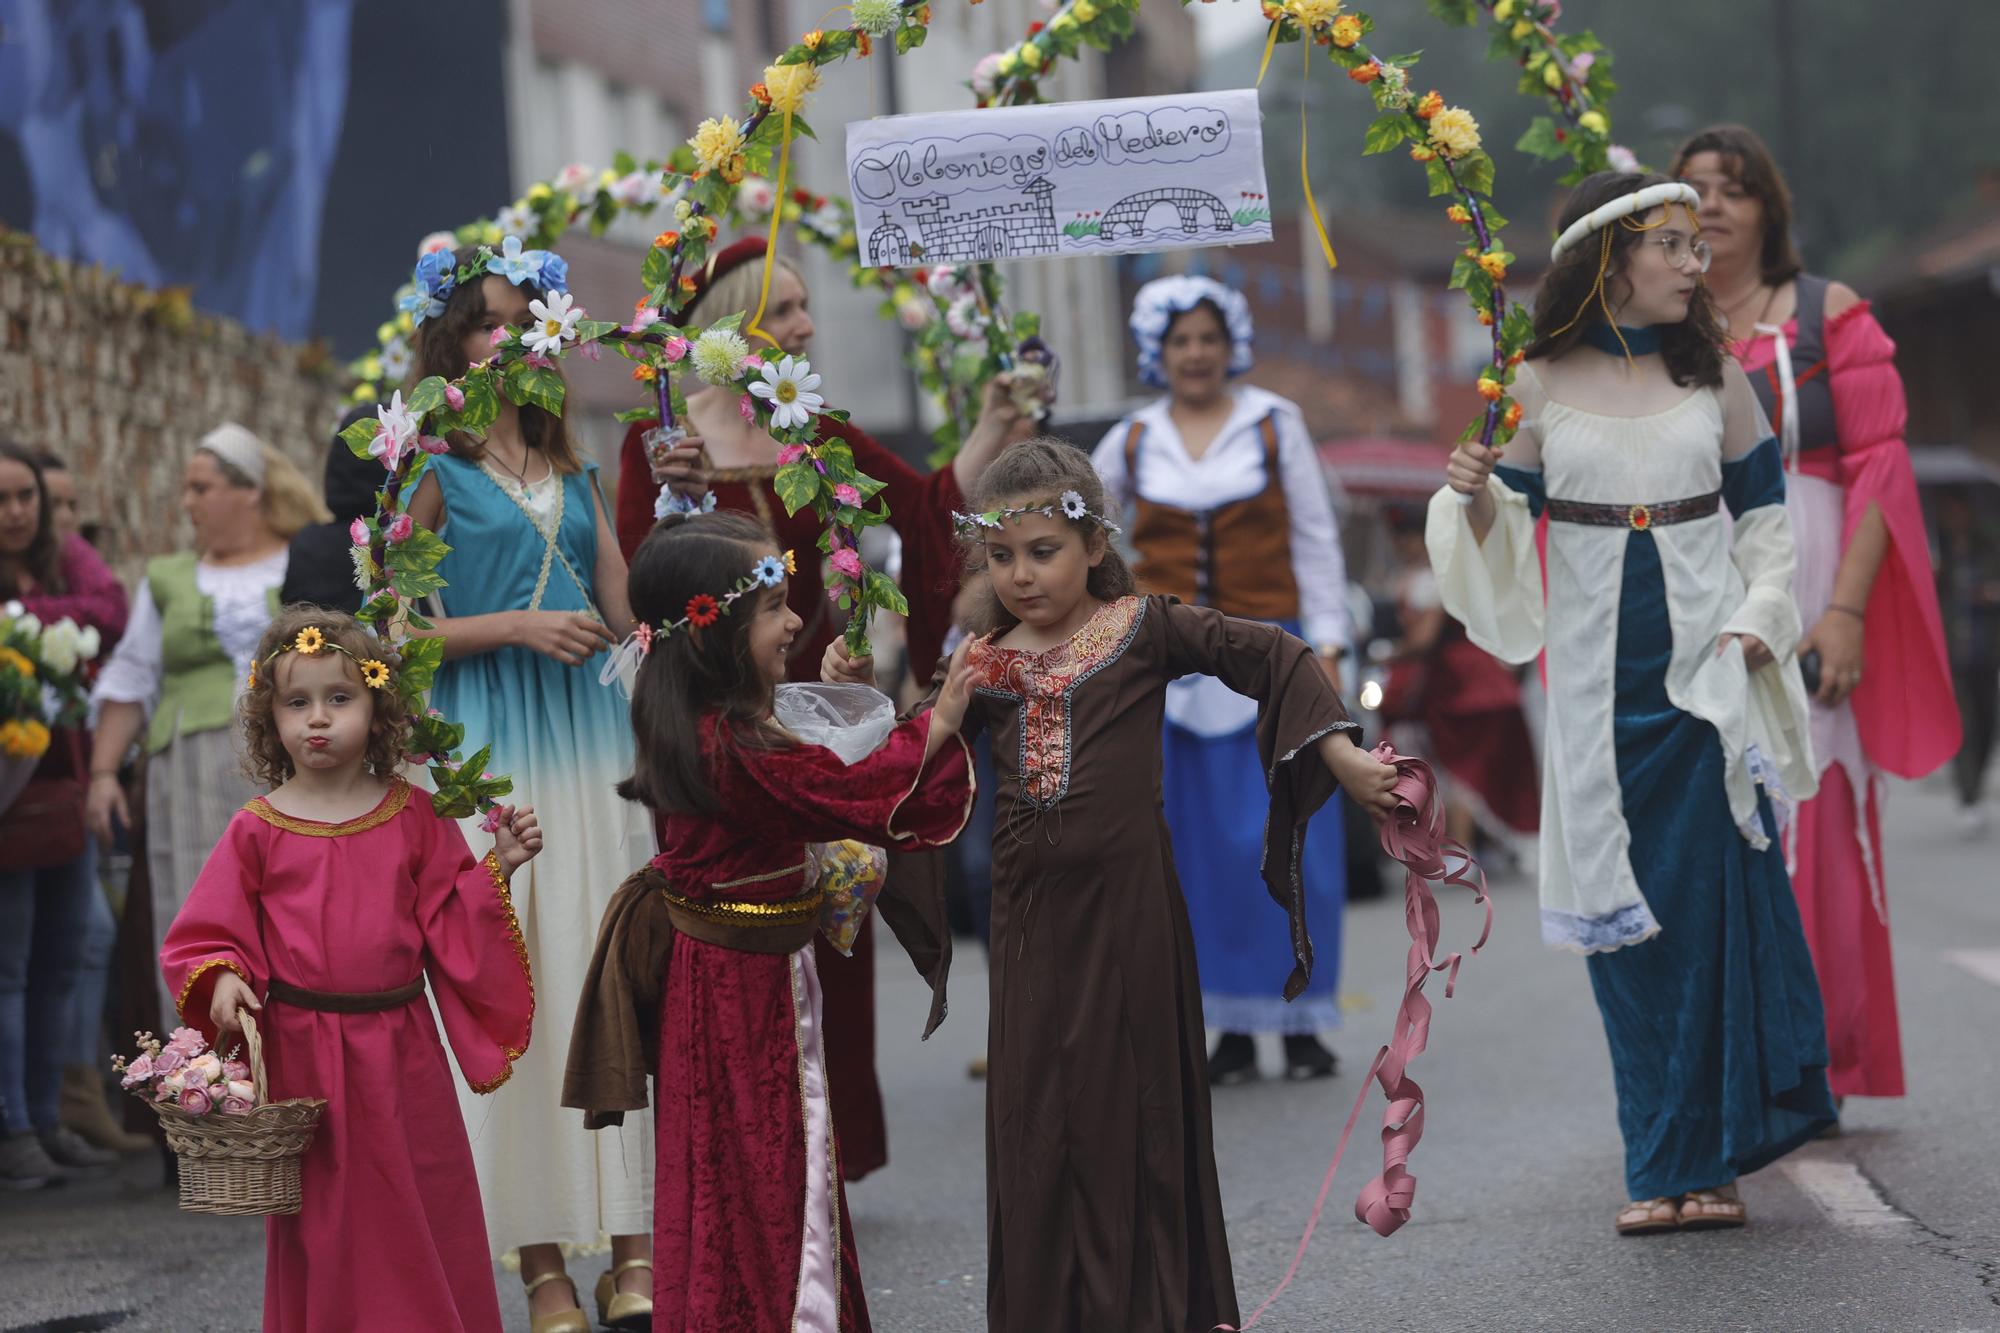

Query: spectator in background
[[1935, 491, 2000, 833], [0, 440, 130, 1188], [280, 407, 383, 613]]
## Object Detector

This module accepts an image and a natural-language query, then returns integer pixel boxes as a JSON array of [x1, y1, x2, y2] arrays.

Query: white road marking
[[1779, 1147, 1914, 1232], [1944, 948, 2000, 989]]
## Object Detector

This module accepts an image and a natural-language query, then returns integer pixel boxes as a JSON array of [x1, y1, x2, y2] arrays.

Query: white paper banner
[[844, 89, 1272, 268]]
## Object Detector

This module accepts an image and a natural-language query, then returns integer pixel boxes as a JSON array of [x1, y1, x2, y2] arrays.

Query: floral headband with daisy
[[597, 550, 798, 696], [400, 235, 572, 327], [951, 489, 1124, 539], [247, 627, 393, 692]]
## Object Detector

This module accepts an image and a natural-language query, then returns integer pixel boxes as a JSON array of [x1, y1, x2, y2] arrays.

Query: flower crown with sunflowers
[[247, 626, 393, 693], [951, 489, 1123, 539], [400, 235, 573, 327]]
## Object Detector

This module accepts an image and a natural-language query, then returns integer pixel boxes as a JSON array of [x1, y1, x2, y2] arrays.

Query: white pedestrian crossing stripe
[[1944, 949, 2000, 989], [1779, 1146, 1914, 1232]]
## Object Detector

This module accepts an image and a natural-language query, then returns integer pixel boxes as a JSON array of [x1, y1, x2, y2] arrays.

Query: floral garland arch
[[346, 0, 1624, 817]]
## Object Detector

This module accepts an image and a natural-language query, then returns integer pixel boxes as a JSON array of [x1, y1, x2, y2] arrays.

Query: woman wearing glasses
[[1673, 125, 1959, 1113], [1430, 171, 1835, 1235]]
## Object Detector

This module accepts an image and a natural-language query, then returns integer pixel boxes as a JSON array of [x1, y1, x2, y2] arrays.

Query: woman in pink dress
[[161, 608, 540, 1332], [1673, 125, 1960, 1103]]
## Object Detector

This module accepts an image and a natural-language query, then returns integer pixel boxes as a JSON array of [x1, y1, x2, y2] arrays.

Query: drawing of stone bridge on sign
[[1097, 187, 1233, 243], [869, 177, 1059, 265]]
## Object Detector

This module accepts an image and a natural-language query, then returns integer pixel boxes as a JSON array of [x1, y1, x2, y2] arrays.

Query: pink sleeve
[[19, 535, 129, 644], [415, 809, 534, 1095], [727, 714, 974, 849], [159, 814, 268, 1044], [1826, 304, 1962, 777]]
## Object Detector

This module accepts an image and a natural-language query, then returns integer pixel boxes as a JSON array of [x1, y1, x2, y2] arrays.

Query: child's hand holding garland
[[821, 637, 876, 688], [491, 804, 545, 877]]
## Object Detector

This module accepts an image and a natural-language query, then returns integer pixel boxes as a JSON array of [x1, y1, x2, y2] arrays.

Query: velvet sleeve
[[614, 418, 659, 563], [21, 534, 130, 644], [840, 420, 966, 683], [1156, 598, 1359, 999], [1826, 304, 1962, 777], [159, 813, 269, 1045], [414, 807, 534, 1095], [724, 714, 973, 850]]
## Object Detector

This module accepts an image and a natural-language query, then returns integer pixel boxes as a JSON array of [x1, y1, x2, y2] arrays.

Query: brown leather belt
[[266, 977, 426, 1013], [1545, 490, 1721, 531]]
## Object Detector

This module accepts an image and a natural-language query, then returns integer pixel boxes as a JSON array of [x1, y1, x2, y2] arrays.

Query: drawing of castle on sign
[[869, 178, 1058, 265]]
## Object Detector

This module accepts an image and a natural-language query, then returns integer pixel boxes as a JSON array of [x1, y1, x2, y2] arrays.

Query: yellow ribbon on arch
[[742, 101, 796, 352], [1256, 17, 1336, 270]]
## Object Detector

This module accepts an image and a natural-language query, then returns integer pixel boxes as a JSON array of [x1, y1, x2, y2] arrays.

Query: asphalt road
[[4, 779, 1996, 1332]]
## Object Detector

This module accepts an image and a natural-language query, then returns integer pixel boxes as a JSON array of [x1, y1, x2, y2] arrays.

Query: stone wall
[[0, 229, 349, 583]]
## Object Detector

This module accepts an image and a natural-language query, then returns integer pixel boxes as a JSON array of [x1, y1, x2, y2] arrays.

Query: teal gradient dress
[[429, 454, 656, 1253]]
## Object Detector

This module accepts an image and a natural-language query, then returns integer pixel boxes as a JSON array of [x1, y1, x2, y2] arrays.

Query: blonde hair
[[687, 254, 804, 331], [199, 436, 333, 540]]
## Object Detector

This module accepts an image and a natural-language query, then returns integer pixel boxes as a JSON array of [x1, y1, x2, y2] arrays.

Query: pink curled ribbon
[[1218, 742, 1492, 1331]]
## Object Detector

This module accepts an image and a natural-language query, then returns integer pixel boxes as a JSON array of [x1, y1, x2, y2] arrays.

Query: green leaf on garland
[[1363, 113, 1411, 156], [341, 416, 380, 460], [773, 461, 820, 516], [574, 319, 620, 345], [895, 22, 927, 53], [1458, 151, 1497, 198], [1424, 156, 1456, 198], [397, 634, 446, 695], [641, 245, 675, 294], [505, 364, 567, 416], [864, 567, 909, 618], [406, 375, 449, 417], [1516, 116, 1566, 161]]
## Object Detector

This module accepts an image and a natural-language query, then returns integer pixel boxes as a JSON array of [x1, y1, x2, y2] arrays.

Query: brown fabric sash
[[660, 885, 823, 955], [266, 977, 425, 1013], [1545, 490, 1721, 531]]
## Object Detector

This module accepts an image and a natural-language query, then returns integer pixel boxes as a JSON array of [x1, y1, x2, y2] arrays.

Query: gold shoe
[[595, 1259, 653, 1332], [522, 1272, 590, 1333]]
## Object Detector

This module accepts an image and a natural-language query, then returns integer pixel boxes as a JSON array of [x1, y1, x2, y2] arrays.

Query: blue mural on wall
[[0, 0, 356, 340]]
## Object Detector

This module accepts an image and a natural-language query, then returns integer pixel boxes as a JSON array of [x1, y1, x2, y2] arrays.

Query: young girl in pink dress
[[161, 608, 541, 1333]]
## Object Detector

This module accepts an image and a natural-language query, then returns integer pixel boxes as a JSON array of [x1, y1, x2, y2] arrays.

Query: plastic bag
[[813, 839, 889, 956], [773, 683, 896, 765]]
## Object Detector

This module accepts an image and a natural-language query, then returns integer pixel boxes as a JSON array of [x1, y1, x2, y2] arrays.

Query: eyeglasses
[[1649, 232, 1713, 274]]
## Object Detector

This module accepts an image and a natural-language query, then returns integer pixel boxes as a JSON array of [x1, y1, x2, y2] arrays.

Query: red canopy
[[1318, 438, 1453, 498]]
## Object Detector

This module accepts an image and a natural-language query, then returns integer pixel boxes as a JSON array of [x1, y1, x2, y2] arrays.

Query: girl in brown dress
[[835, 440, 1397, 1331]]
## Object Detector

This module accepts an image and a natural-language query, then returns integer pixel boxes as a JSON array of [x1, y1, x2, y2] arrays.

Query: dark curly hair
[[1525, 170, 1727, 389], [240, 606, 413, 787], [959, 437, 1136, 637], [1668, 123, 1805, 288]]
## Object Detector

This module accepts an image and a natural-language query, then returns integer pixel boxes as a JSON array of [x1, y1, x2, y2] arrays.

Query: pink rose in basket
[[188, 1052, 224, 1083], [180, 1085, 213, 1117], [222, 1059, 249, 1082], [119, 1053, 154, 1088], [224, 1078, 255, 1109], [153, 1046, 187, 1077], [157, 1070, 186, 1099], [165, 1027, 206, 1057], [221, 1095, 255, 1117]]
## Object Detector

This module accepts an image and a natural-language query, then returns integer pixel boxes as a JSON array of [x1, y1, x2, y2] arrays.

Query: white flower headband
[[952, 489, 1123, 539], [1549, 182, 1700, 262], [1128, 274, 1255, 390], [598, 549, 797, 696]]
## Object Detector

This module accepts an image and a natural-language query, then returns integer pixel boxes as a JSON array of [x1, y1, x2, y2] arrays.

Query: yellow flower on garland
[[1447, 204, 1472, 224], [1415, 91, 1444, 120], [1284, 0, 1343, 30], [359, 659, 392, 690], [1073, 0, 1098, 21], [688, 116, 746, 175], [1493, 0, 1516, 17], [294, 627, 326, 655], [763, 61, 820, 116], [653, 231, 680, 251], [1427, 107, 1482, 159], [802, 29, 826, 50], [1503, 400, 1525, 431], [1330, 14, 1362, 47], [526, 182, 553, 204], [996, 50, 1018, 76], [1050, 11, 1076, 33], [1477, 377, 1504, 403], [0, 646, 31, 678], [1018, 41, 1043, 70], [1409, 143, 1435, 161], [1543, 61, 1564, 90], [783, 549, 799, 576], [1478, 252, 1508, 281], [1578, 110, 1609, 135]]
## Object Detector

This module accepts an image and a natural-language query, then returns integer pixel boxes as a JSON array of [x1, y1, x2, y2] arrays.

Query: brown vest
[[1123, 412, 1302, 621]]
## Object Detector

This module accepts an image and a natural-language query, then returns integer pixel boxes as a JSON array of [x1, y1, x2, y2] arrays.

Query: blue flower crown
[[400, 235, 572, 326]]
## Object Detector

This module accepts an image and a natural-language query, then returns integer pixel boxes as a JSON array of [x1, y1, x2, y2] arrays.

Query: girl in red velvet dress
[[614, 237, 1029, 1182], [614, 512, 975, 1331], [161, 608, 541, 1333]]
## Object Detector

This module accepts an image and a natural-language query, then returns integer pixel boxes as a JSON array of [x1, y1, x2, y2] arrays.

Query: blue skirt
[[1164, 621, 1346, 1034], [1587, 532, 1835, 1199]]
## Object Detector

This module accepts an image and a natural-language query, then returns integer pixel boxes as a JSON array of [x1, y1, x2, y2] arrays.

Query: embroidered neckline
[[246, 777, 411, 837], [973, 597, 1147, 810]]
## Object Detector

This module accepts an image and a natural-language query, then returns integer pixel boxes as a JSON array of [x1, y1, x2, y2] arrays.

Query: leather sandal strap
[[523, 1272, 579, 1297]]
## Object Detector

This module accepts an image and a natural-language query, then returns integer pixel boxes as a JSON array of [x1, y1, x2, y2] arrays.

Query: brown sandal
[[1615, 1197, 1681, 1235], [1678, 1186, 1747, 1230]]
